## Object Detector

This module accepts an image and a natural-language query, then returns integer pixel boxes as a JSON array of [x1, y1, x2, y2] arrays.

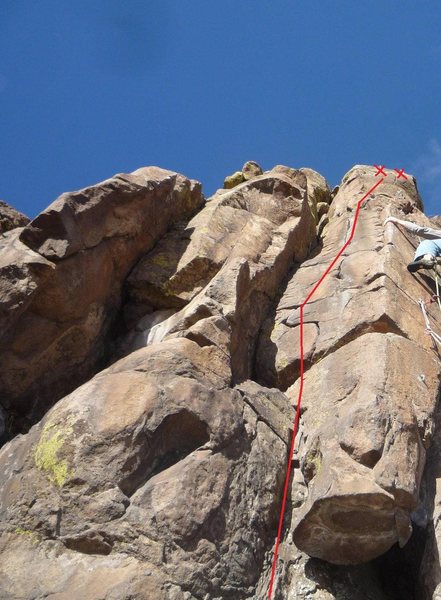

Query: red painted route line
[[267, 175, 386, 598]]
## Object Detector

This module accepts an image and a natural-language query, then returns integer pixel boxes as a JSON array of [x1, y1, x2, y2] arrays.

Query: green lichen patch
[[304, 445, 323, 483], [34, 422, 73, 487], [15, 527, 40, 545]]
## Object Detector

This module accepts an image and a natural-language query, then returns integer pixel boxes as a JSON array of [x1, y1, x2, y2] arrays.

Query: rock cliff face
[[0, 167, 203, 432], [0, 163, 440, 599]]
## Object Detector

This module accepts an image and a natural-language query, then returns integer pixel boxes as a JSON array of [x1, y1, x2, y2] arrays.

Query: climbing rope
[[433, 273, 441, 315], [425, 268, 441, 316], [437, 274, 441, 314], [418, 298, 441, 347]]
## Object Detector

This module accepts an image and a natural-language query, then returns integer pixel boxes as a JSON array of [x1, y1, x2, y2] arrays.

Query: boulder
[[0, 339, 292, 599], [223, 161, 263, 190], [242, 160, 263, 180], [223, 171, 245, 189], [0, 167, 203, 430]]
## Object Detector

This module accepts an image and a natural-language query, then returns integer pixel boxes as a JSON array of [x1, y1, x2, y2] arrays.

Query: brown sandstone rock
[[0, 338, 291, 599], [316, 201, 329, 219], [1, 162, 441, 599], [300, 167, 332, 224], [290, 333, 437, 563], [122, 166, 316, 383], [254, 165, 440, 595], [331, 184, 339, 199], [317, 212, 329, 237], [256, 164, 435, 391], [0, 167, 203, 430], [415, 389, 441, 599], [0, 163, 318, 599], [0, 200, 29, 234]]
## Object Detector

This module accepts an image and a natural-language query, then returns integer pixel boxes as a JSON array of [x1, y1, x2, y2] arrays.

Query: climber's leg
[[407, 239, 441, 272], [413, 239, 441, 261]]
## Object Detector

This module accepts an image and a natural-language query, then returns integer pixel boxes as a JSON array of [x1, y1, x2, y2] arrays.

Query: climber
[[384, 217, 441, 273]]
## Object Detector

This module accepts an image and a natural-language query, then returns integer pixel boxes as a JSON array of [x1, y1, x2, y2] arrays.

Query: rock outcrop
[[223, 161, 263, 189], [0, 167, 203, 433], [0, 199, 29, 234], [256, 166, 441, 598], [0, 163, 440, 599]]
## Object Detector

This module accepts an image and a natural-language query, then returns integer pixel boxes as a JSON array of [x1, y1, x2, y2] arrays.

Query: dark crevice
[[372, 533, 424, 600], [251, 240, 324, 383], [236, 387, 290, 446]]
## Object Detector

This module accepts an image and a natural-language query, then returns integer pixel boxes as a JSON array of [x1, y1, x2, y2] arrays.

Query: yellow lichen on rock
[[276, 353, 289, 370], [223, 171, 245, 189], [15, 527, 40, 545], [34, 422, 72, 487]]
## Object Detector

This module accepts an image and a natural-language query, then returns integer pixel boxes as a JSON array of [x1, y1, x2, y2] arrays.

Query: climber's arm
[[383, 217, 441, 240]]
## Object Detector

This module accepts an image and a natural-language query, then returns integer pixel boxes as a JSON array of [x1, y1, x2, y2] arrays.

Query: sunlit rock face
[[0, 163, 440, 600], [0, 167, 203, 431]]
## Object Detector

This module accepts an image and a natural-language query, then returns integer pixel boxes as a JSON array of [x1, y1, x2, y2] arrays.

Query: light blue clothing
[[415, 238, 441, 260]]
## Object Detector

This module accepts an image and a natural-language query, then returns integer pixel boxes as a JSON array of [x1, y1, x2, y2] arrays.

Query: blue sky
[[1, 1, 440, 218]]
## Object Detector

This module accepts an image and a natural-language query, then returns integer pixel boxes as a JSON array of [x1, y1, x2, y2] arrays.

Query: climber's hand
[[383, 217, 398, 226]]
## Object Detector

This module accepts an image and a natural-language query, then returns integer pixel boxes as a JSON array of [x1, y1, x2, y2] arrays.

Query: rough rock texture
[[0, 199, 29, 234], [255, 165, 441, 597], [430, 215, 441, 229], [0, 163, 441, 599], [223, 161, 263, 189], [223, 171, 245, 189], [300, 167, 332, 223], [242, 160, 263, 180], [0, 167, 203, 433], [0, 342, 291, 599], [121, 166, 315, 380], [0, 164, 316, 599]]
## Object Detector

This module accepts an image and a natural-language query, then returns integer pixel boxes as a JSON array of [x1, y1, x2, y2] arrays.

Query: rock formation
[[0, 167, 203, 433], [0, 199, 29, 234], [0, 163, 440, 599], [430, 215, 441, 229]]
